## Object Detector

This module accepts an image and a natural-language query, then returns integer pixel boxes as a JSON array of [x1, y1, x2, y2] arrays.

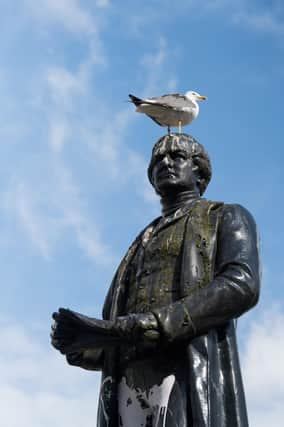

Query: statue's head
[[148, 133, 212, 197]]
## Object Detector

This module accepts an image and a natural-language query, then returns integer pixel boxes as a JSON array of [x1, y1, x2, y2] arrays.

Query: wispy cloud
[[122, 0, 284, 40], [2, 309, 284, 427], [46, 68, 86, 108], [0, 320, 100, 427], [45, 41, 106, 112], [0, 5, 177, 264], [233, 9, 284, 37], [242, 307, 284, 426], [5, 182, 52, 259], [26, 0, 97, 35], [208, 0, 284, 38], [48, 120, 69, 153], [140, 37, 178, 96], [96, 0, 110, 8], [3, 168, 113, 264]]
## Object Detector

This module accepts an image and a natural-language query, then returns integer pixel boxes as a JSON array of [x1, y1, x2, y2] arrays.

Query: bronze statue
[[51, 133, 260, 427]]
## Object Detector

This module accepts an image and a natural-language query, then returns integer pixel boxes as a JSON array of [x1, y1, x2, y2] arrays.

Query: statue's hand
[[51, 308, 106, 355], [51, 309, 84, 355], [115, 312, 160, 344], [51, 308, 132, 355]]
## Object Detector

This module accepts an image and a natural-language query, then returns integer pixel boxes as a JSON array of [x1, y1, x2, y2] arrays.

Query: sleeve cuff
[[152, 300, 196, 343]]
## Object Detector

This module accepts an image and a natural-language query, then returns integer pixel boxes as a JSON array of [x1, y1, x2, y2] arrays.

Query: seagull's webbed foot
[[178, 121, 182, 134]]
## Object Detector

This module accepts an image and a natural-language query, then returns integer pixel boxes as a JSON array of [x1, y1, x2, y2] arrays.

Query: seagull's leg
[[167, 126, 171, 135], [178, 121, 182, 134]]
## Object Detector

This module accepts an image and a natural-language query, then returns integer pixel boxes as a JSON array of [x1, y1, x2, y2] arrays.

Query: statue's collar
[[139, 198, 201, 244], [161, 190, 200, 217]]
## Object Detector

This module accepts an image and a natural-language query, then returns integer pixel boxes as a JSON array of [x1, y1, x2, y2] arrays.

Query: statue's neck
[[161, 190, 200, 217]]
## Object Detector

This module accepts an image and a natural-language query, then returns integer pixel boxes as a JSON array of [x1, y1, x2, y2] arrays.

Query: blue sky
[[1, 1, 283, 426]]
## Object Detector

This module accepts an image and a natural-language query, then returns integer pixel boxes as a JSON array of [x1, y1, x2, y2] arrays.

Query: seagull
[[129, 90, 207, 134]]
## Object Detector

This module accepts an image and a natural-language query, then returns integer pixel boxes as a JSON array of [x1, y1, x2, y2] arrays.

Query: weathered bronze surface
[[51, 133, 260, 427]]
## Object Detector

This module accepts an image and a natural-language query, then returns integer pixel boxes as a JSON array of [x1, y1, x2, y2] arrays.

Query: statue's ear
[[192, 163, 203, 195]]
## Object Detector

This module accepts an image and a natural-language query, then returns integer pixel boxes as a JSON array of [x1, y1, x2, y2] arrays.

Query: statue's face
[[151, 139, 199, 196]]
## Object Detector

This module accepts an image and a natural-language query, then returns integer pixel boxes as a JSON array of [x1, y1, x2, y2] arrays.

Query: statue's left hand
[[115, 312, 160, 344]]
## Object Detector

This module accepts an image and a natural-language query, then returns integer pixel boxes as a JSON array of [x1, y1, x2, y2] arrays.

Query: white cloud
[[3, 166, 113, 264], [26, 0, 97, 35], [242, 308, 284, 427], [46, 68, 85, 107], [45, 41, 106, 110], [96, 0, 110, 8], [238, 11, 284, 37], [140, 37, 178, 97], [49, 120, 69, 153], [54, 163, 113, 262], [209, 1, 284, 38], [0, 19, 176, 265], [9, 182, 52, 259], [130, 0, 284, 39], [0, 320, 100, 427], [2, 309, 284, 427]]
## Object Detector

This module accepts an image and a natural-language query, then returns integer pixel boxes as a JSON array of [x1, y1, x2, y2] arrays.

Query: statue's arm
[[152, 204, 261, 343]]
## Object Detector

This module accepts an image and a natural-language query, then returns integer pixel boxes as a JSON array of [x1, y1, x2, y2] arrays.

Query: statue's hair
[[147, 133, 212, 196]]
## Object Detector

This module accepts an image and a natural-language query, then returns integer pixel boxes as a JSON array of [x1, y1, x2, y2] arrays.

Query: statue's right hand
[[50, 307, 122, 354], [51, 309, 78, 354]]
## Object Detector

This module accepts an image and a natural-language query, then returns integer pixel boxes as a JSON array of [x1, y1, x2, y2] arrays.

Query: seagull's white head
[[185, 91, 207, 103]]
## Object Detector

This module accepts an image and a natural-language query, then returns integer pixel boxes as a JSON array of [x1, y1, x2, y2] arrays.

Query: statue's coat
[[88, 199, 260, 427]]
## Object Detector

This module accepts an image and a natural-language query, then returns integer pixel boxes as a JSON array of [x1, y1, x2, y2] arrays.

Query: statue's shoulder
[[201, 198, 254, 216], [221, 202, 256, 224], [197, 199, 257, 229], [203, 200, 258, 234]]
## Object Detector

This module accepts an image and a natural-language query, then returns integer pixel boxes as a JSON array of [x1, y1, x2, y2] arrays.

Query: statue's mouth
[[157, 169, 176, 179]]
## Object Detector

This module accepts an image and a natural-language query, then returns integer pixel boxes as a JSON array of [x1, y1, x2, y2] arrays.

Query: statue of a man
[[52, 134, 260, 427]]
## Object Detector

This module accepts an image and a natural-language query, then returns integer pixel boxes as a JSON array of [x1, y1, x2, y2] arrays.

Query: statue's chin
[[156, 182, 195, 198]]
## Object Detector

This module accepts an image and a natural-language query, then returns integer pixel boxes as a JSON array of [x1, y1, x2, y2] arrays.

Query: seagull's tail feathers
[[128, 94, 143, 106]]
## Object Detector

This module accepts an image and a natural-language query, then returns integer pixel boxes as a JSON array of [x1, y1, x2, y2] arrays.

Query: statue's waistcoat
[[125, 215, 188, 314]]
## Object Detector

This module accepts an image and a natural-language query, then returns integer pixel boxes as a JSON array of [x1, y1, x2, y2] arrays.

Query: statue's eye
[[172, 152, 186, 160], [156, 155, 164, 162]]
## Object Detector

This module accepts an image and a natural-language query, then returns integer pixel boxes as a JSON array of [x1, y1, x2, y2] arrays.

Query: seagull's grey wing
[[152, 93, 185, 101], [147, 115, 163, 127], [148, 94, 195, 110]]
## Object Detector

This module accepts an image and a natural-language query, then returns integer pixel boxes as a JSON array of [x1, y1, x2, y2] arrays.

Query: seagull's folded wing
[[144, 94, 195, 110]]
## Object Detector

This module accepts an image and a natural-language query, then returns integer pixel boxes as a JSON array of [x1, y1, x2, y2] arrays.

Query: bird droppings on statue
[[128, 90, 207, 135]]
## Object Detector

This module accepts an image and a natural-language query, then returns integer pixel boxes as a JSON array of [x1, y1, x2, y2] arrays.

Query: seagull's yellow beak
[[197, 95, 207, 101]]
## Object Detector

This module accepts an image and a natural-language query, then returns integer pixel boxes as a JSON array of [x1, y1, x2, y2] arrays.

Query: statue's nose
[[161, 155, 173, 166]]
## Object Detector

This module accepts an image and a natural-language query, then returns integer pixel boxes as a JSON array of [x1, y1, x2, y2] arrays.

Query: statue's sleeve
[[152, 204, 261, 343], [66, 348, 104, 371]]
